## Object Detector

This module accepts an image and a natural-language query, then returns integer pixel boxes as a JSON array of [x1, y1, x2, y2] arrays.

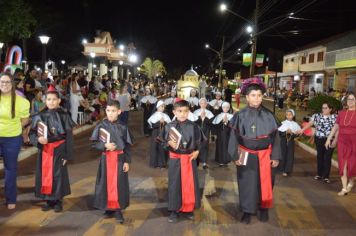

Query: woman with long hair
[[0, 73, 30, 209]]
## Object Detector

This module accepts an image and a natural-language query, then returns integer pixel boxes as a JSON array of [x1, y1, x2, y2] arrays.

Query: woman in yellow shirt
[[0, 73, 30, 209]]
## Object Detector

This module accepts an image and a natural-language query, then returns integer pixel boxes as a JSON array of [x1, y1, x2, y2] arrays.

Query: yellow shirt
[[0, 94, 30, 137]]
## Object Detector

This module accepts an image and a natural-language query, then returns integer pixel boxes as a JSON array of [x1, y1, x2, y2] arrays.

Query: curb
[[0, 122, 98, 171], [295, 140, 339, 168]]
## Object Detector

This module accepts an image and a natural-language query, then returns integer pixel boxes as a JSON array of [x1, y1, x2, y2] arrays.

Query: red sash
[[104, 150, 124, 209], [41, 140, 65, 195], [169, 152, 195, 212], [239, 145, 273, 208]]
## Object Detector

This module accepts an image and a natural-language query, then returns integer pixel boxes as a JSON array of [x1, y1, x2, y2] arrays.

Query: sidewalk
[[0, 122, 98, 171]]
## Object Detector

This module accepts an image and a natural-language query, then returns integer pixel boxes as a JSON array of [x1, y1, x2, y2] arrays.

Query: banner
[[256, 54, 264, 67], [243, 53, 252, 66]]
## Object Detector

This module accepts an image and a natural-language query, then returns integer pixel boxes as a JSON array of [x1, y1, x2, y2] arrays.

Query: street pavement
[[0, 108, 355, 236]]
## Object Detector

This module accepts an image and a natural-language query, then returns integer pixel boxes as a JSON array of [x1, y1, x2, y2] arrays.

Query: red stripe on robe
[[41, 140, 65, 195], [239, 145, 273, 208], [104, 150, 124, 209], [169, 152, 195, 212]]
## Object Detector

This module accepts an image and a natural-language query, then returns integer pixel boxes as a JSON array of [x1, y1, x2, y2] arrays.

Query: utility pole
[[218, 36, 225, 88], [250, 0, 259, 77]]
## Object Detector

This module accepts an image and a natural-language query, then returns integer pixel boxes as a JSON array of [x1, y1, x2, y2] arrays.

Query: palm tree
[[140, 57, 166, 81]]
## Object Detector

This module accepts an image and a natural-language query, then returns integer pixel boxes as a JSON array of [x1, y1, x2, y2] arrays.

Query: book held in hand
[[37, 121, 48, 139], [169, 127, 182, 150], [99, 128, 111, 143], [238, 149, 249, 166]]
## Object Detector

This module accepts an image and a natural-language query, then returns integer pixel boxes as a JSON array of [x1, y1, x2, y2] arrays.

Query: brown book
[[99, 128, 111, 143], [37, 121, 48, 139], [169, 127, 182, 150], [238, 149, 249, 166]]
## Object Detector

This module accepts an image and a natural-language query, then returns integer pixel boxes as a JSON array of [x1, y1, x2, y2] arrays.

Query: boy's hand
[[123, 163, 129, 172], [105, 143, 116, 151], [38, 137, 48, 145], [190, 150, 199, 162], [168, 140, 177, 150], [235, 160, 243, 166], [271, 160, 279, 168]]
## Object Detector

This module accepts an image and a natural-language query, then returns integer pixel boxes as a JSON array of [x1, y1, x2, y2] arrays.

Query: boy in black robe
[[90, 100, 133, 224], [30, 85, 75, 212], [160, 99, 205, 223], [228, 78, 281, 224], [193, 98, 214, 169], [141, 88, 157, 136]]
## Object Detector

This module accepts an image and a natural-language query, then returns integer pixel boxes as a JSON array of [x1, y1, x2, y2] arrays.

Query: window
[[301, 56, 306, 64], [285, 59, 288, 63], [317, 51, 324, 62], [309, 53, 315, 63]]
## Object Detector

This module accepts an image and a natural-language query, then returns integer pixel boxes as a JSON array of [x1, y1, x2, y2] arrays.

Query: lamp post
[[220, 2, 259, 77], [0, 42, 4, 65], [39, 35, 50, 71], [128, 54, 138, 79], [205, 36, 225, 88], [89, 52, 96, 78]]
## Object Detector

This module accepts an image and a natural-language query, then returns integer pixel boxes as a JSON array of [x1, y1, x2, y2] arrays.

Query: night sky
[[23, 0, 356, 76]]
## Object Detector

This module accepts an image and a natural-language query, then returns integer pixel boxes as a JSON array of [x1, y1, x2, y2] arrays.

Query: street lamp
[[119, 44, 125, 50], [82, 38, 88, 44], [246, 25, 254, 34], [220, 3, 227, 12], [128, 54, 138, 64], [205, 37, 225, 88], [61, 60, 66, 65], [0, 42, 4, 64], [205, 44, 210, 49], [39, 35, 50, 71]]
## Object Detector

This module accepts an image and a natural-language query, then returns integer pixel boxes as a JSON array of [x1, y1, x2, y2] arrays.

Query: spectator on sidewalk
[[326, 93, 356, 196], [0, 73, 30, 210], [299, 102, 337, 183]]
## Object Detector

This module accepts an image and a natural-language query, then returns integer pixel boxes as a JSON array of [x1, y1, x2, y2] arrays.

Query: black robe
[[90, 119, 134, 210], [141, 97, 156, 136], [214, 118, 232, 165], [279, 131, 297, 174], [228, 106, 281, 214], [30, 108, 75, 200], [160, 120, 205, 212], [195, 116, 213, 163], [149, 121, 169, 168]]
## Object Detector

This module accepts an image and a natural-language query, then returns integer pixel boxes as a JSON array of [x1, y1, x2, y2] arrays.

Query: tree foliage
[[0, 0, 37, 42], [140, 57, 166, 80], [308, 94, 342, 113]]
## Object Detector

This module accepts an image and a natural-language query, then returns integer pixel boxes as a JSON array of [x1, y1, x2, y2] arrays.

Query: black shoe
[[203, 163, 208, 170], [257, 209, 269, 222], [314, 175, 322, 180], [53, 200, 63, 213], [240, 212, 251, 224], [116, 210, 124, 224], [41, 201, 55, 211], [184, 212, 194, 220], [103, 210, 115, 218], [219, 163, 224, 167], [168, 211, 179, 223]]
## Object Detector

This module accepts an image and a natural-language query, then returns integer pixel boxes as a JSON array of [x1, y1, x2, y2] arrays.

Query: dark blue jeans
[[0, 135, 23, 204]]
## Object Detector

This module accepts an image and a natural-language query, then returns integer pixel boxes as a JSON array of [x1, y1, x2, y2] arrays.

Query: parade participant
[[148, 100, 171, 168], [325, 93, 356, 196], [29, 85, 75, 212], [228, 78, 281, 224], [193, 98, 214, 169], [164, 90, 176, 119], [278, 109, 301, 177], [186, 89, 199, 112], [298, 103, 337, 183], [90, 100, 133, 223], [208, 91, 223, 116], [118, 83, 131, 125], [141, 87, 157, 136], [235, 86, 241, 109], [213, 102, 233, 166], [0, 73, 30, 210], [160, 100, 204, 223]]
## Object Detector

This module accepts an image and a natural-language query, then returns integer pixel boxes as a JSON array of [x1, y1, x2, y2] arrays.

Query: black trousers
[[315, 136, 334, 179]]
